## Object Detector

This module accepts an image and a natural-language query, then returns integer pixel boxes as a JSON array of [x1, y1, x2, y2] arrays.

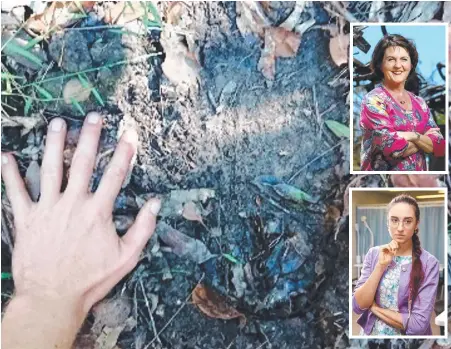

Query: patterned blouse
[[370, 256, 412, 336], [360, 85, 445, 171]]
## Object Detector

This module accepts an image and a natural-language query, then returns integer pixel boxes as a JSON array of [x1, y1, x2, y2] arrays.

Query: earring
[[414, 228, 419, 234]]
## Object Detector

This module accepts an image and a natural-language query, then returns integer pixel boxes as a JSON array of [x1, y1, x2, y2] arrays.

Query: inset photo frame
[[350, 23, 448, 174], [349, 188, 448, 339]]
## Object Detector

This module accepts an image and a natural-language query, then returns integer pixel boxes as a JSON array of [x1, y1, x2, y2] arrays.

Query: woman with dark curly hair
[[360, 34, 445, 171], [352, 194, 440, 335]]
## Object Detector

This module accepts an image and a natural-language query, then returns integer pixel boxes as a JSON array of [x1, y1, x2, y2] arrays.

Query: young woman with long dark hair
[[352, 194, 440, 335]]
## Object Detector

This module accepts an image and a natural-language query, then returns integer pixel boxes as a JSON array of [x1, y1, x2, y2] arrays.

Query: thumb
[[121, 198, 161, 253]]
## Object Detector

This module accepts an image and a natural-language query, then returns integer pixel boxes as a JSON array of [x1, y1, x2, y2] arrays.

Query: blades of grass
[[73, 1, 87, 16], [17, 52, 160, 89], [71, 13, 88, 20], [3, 41, 43, 67], [1, 72, 25, 80], [78, 73, 104, 106], [1, 272, 12, 280], [107, 28, 142, 37], [141, 2, 151, 28], [24, 97, 33, 115], [147, 2, 162, 25], [222, 253, 242, 265], [140, 2, 161, 28], [77, 73, 90, 88], [24, 35, 45, 50], [70, 97, 85, 116], [91, 88, 105, 106], [33, 84, 53, 101], [5, 77, 12, 94]]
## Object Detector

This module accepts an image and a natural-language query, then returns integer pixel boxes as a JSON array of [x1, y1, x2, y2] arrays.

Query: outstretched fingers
[[94, 130, 138, 211], [65, 112, 103, 196], [40, 118, 67, 205], [121, 198, 161, 256], [1, 153, 32, 222]]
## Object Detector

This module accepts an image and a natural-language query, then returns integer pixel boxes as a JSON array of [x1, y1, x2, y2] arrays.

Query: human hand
[[1, 113, 160, 315], [378, 240, 399, 266], [424, 128, 440, 137], [396, 131, 416, 141], [370, 301, 378, 311]]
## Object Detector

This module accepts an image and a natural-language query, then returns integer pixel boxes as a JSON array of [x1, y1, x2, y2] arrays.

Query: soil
[[1, 2, 450, 349]]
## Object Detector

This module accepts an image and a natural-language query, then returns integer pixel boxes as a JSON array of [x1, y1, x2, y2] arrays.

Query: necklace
[[383, 85, 408, 105]]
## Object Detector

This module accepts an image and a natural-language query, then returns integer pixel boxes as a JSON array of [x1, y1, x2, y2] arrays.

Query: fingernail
[[87, 112, 101, 124], [149, 199, 161, 216], [2, 154, 8, 165], [122, 129, 139, 145], [51, 118, 64, 132]]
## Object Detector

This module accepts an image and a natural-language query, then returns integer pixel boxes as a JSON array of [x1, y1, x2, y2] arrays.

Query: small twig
[[143, 273, 205, 348], [288, 140, 347, 183], [139, 277, 161, 345], [319, 104, 337, 118], [312, 85, 320, 128], [329, 2, 359, 22], [255, 339, 270, 349], [225, 336, 238, 349]]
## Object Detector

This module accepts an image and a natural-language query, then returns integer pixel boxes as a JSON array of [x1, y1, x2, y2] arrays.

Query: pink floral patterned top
[[360, 85, 445, 171]]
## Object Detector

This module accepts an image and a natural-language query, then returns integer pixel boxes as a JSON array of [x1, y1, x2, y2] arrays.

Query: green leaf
[[71, 98, 85, 116], [222, 253, 241, 264], [73, 1, 87, 16], [24, 97, 33, 115], [146, 2, 162, 25], [24, 35, 44, 50], [1, 72, 24, 80], [3, 41, 43, 67], [33, 84, 53, 101], [325, 120, 350, 139], [1, 272, 12, 280], [5, 77, 12, 94], [78, 73, 104, 107], [77, 73, 90, 88], [70, 13, 87, 20], [91, 88, 105, 106], [273, 183, 314, 204]]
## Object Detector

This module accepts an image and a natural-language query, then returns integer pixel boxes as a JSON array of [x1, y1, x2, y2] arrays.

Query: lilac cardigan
[[352, 246, 440, 335]]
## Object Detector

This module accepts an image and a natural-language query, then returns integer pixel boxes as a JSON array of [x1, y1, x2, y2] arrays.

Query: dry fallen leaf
[[161, 33, 201, 87], [92, 296, 132, 335], [236, 1, 270, 37], [156, 222, 215, 263], [329, 33, 349, 67], [258, 28, 276, 80], [192, 284, 245, 321], [63, 78, 91, 104], [104, 2, 155, 25], [258, 27, 301, 80], [272, 27, 301, 58], [182, 201, 204, 223], [25, 2, 83, 33], [166, 1, 184, 25]]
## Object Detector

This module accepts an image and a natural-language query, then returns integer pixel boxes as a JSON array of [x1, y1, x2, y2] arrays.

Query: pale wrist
[[7, 293, 87, 327], [411, 132, 420, 142], [376, 262, 388, 271], [2, 294, 87, 349]]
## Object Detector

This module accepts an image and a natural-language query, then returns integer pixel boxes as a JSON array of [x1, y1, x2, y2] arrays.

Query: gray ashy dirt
[[105, 2, 351, 348]]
